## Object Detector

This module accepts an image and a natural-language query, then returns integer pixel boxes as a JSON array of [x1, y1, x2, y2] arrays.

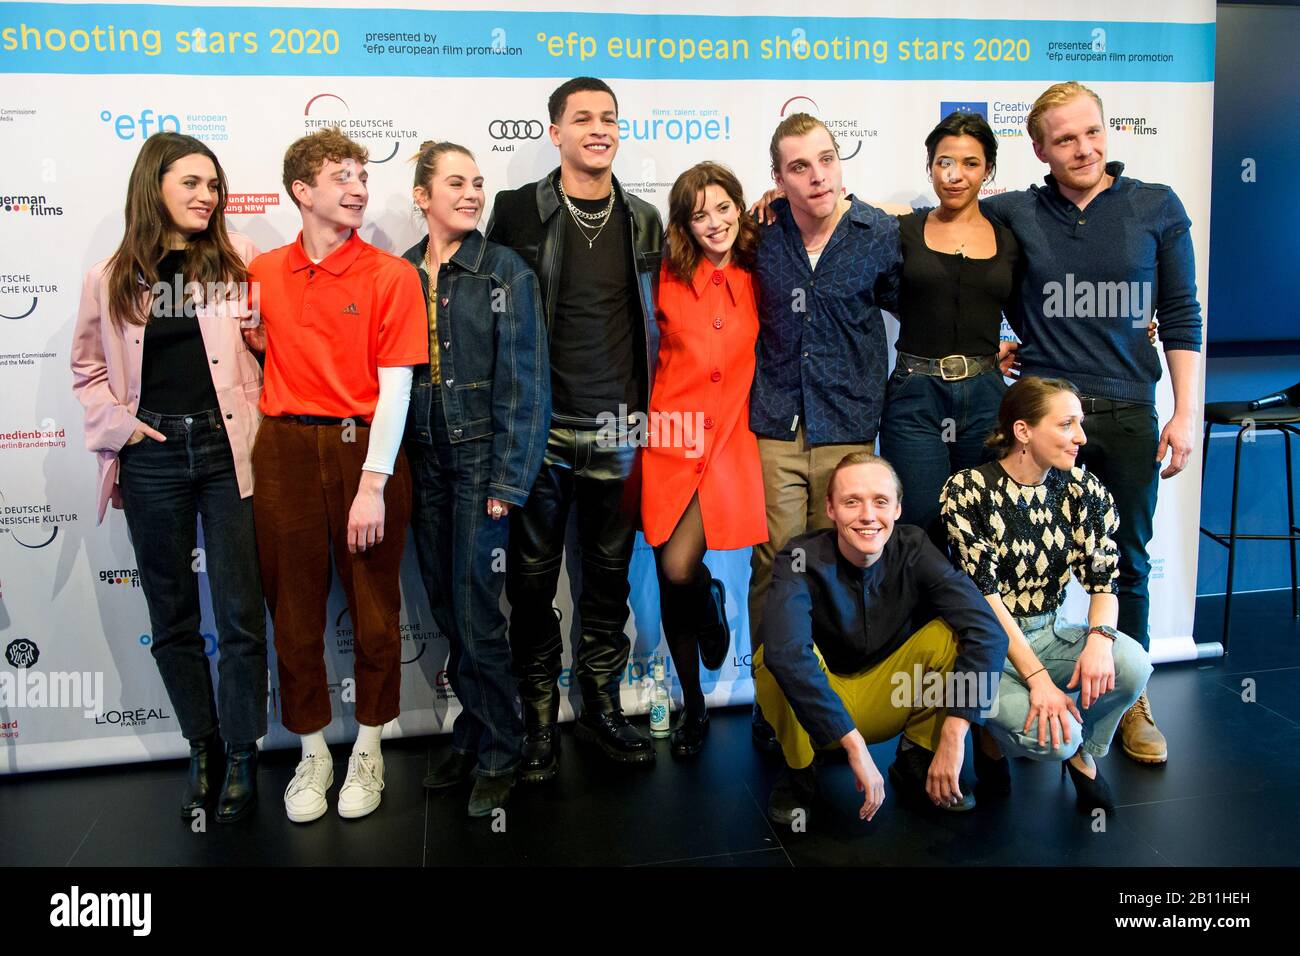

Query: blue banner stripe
[[0, 4, 1214, 81]]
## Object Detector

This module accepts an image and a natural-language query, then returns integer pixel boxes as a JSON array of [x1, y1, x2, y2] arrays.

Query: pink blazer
[[71, 233, 264, 525]]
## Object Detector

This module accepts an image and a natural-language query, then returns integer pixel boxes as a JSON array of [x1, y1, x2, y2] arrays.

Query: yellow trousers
[[754, 618, 959, 770]]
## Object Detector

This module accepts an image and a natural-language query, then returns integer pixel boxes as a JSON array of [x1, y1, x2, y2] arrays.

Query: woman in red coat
[[642, 162, 767, 756]]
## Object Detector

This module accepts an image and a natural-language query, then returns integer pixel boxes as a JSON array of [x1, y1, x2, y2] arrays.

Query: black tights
[[654, 495, 715, 717]]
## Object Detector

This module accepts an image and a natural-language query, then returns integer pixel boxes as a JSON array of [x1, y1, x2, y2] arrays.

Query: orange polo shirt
[[250, 230, 428, 419]]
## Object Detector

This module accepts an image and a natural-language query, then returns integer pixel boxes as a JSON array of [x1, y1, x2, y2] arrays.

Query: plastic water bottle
[[649, 657, 672, 738]]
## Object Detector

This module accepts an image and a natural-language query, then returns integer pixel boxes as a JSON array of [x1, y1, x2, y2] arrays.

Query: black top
[[940, 460, 1120, 616], [549, 192, 638, 426], [139, 250, 220, 415], [759, 524, 1008, 743], [894, 209, 1021, 359]]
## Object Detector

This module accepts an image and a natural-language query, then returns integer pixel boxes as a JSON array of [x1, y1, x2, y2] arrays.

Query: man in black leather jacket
[[486, 76, 663, 780]]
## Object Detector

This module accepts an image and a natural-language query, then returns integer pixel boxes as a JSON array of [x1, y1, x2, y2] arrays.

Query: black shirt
[[549, 191, 638, 426], [139, 249, 220, 414], [894, 209, 1021, 359], [759, 525, 1008, 744]]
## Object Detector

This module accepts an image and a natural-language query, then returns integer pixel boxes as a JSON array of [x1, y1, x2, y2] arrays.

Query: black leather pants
[[506, 425, 639, 726]]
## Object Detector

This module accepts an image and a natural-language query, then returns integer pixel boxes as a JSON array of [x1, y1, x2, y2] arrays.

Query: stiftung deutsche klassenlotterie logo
[[302, 93, 418, 163]]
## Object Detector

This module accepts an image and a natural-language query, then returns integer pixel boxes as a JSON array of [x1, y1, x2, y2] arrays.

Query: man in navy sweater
[[985, 81, 1203, 765]]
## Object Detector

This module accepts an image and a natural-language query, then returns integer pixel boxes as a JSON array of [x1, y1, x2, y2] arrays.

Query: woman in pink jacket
[[71, 132, 267, 824]]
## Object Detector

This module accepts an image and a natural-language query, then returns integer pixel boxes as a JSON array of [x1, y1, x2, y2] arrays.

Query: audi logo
[[489, 119, 544, 140]]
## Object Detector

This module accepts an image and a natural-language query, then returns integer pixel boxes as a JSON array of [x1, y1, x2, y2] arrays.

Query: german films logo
[[1, 192, 63, 216]]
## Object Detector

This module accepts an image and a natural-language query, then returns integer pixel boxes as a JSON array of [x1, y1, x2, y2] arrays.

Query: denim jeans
[[878, 366, 1005, 548], [407, 393, 522, 776], [117, 407, 268, 746], [505, 425, 639, 724], [983, 610, 1152, 761], [1074, 400, 1161, 650]]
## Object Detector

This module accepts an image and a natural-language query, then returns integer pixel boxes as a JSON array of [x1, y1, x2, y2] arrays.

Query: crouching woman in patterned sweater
[[939, 376, 1152, 812]]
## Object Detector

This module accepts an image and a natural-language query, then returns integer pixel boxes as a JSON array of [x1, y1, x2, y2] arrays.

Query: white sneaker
[[284, 753, 334, 823], [337, 751, 384, 819]]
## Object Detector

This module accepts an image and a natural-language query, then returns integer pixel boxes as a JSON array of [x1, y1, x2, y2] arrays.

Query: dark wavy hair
[[104, 132, 246, 329], [985, 375, 1080, 456], [664, 162, 758, 284], [925, 110, 998, 182]]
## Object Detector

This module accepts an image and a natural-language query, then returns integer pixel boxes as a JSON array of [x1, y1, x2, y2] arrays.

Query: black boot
[[574, 710, 655, 764], [888, 739, 976, 812], [1064, 755, 1116, 813], [767, 764, 818, 826], [698, 579, 730, 671], [670, 709, 709, 758], [181, 733, 223, 820], [519, 725, 559, 784], [215, 745, 258, 824]]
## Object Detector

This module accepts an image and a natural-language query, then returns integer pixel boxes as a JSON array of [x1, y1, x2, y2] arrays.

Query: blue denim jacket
[[401, 230, 550, 506]]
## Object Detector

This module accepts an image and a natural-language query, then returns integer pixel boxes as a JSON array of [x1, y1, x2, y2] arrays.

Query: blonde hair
[[827, 451, 903, 503], [769, 112, 838, 173], [1026, 81, 1105, 145], [410, 139, 475, 192]]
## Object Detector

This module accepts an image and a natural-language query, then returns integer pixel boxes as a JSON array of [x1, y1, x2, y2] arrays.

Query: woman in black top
[[877, 111, 1022, 548]]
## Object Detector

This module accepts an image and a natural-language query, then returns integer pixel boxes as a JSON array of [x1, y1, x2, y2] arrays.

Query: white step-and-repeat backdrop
[[0, 0, 1212, 771]]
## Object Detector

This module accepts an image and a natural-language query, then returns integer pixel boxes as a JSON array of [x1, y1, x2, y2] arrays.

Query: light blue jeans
[[984, 610, 1152, 760]]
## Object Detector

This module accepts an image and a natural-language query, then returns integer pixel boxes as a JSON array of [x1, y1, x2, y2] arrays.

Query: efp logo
[[5, 638, 38, 668], [98, 107, 230, 143], [303, 93, 416, 163], [99, 107, 180, 140], [940, 101, 989, 121], [778, 95, 875, 161]]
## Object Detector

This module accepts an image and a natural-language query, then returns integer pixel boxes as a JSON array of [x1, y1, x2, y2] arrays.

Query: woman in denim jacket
[[401, 141, 550, 818]]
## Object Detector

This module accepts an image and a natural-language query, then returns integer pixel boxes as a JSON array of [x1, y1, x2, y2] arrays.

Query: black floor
[[4, 591, 1299, 867]]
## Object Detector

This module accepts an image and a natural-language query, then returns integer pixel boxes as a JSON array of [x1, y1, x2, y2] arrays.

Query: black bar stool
[[1199, 382, 1300, 651]]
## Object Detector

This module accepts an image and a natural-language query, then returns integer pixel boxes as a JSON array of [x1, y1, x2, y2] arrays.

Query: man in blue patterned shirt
[[747, 113, 902, 750]]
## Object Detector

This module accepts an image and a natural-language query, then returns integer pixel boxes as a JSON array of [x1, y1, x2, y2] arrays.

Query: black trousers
[[1075, 398, 1161, 651], [506, 425, 639, 725]]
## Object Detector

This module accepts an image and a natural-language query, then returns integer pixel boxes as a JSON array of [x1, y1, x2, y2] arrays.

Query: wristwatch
[[1087, 624, 1120, 641]]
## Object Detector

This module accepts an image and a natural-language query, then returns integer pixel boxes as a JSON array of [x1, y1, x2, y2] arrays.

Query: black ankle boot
[[215, 745, 258, 824], [751, 703, 780, 755], [698, 579, 730, 671], [574, 710, 654, 764], [1064, 756, 1116, 813], [181, 733, 223, 820], [670, 708, 709, 758], [519, 725, 559, 784]]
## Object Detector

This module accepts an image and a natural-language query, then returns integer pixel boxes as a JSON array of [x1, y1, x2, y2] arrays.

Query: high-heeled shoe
[[670, 709, 709, 758], [1063, 755, 1116, 813]]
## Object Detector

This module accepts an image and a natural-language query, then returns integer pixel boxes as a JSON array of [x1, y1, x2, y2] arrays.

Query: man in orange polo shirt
[[248, 127, 428, 824]]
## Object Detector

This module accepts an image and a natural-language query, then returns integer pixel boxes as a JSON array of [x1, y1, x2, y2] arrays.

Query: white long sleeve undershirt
[[360, 365, 413, 476]]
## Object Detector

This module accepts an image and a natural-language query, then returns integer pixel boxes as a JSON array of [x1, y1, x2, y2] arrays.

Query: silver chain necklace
[[558, 179, 614, 249]]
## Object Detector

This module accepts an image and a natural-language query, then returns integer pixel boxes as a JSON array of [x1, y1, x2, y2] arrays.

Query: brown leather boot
[[1119, 689, 1168, 764]]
